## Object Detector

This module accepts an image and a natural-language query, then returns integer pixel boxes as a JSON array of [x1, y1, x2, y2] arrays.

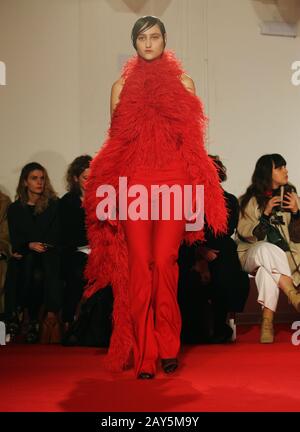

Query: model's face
[[75, 168, 90, 193], [272, 164, 288, 188], [25, 170, 45, 195], [136, 24, 166, 61]]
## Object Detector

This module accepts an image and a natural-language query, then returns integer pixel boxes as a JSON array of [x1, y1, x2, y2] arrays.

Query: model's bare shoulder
[[110, 77, 125, 116], [112, 77, 125, 91], [181, 73, 196, 94]]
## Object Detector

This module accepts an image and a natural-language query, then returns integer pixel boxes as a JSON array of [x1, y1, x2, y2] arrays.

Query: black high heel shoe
[[138, 372, 155, 379], [161, 358, 178, 374], [209, 324, 233, 344]]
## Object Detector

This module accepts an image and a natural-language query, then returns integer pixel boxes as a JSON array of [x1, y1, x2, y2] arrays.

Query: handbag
[[260, 216, 290, 251], [260, 211, 300, 277], [266, 224, 290, 251]]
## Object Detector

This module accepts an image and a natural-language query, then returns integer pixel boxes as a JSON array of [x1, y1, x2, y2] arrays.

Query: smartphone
[[276, 184, 296, 212], [43, 243, 54, 249], [279, 186, 284, 209], [272, 184, 296, 212]]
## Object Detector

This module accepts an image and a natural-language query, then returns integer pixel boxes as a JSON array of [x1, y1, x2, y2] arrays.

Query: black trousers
[[207, 237, 249, 313], [178, 238, 250, 341], [4, 250, 62, 321], [62, 251, 87, 322]]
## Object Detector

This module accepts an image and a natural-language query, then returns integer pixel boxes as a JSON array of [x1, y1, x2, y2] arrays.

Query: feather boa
[[83, 51, 227, 371]]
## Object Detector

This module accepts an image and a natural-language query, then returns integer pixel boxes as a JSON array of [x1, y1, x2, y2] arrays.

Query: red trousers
[[123, 160, 189, 375]]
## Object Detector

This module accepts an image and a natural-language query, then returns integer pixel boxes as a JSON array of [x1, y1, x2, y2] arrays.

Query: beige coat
[[0, 192, 11, 313], [236, 196, 300, 286]]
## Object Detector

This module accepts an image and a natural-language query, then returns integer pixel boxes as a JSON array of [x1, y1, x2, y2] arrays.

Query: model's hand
[[29, 242, 47, 253], [203, 248, 219, 262], [282, 192, 299, 214], [193, 259, 211, 285], [264, 196, 281, 216], [12, 252, 23, 259], [196, 246, 219, 262]]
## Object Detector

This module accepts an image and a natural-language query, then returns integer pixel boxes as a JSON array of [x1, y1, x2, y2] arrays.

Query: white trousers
[[243, 242, 291, 312]]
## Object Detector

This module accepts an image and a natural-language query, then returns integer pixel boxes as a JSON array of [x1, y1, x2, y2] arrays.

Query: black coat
[[5, 198, 62, 315], [59, 191, 87, 252], [7, 198, 60, 254]]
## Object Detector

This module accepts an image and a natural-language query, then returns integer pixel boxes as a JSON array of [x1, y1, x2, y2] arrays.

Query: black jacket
[[59, 191, 87, 251], [7, 198, 60, 254]]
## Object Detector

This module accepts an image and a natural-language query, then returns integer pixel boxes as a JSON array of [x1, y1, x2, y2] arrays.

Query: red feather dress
[[83, 51, 227, 371]]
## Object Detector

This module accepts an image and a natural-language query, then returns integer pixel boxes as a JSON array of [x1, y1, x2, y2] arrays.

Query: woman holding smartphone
[[237, 154, 300, 343]]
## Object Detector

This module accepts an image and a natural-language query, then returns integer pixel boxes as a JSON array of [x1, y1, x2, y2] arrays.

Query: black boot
[[210, 323, 233, 344], [138, 372, 155, 379], [161, 358, 178, 374], [210, 304, 233, 344]]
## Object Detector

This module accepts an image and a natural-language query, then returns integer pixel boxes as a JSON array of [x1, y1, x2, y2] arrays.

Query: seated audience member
[[4, 162, 61, 343], [178, 156, 249, 343], [0, 190, 11, 314], [196, 156, 249, 342], [237, 154, 300, 343], [60, 155, 92, 329], [60, 155, 113, 346]]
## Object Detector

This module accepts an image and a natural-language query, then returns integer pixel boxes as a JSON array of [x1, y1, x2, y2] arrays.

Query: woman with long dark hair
[[237, 154, 300, 343], [84, 16, 227, 378], [4, 162, 61, 343], [60, 155, 91, 327]]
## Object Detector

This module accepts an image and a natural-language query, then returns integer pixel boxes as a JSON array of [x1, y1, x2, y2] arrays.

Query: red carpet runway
[[1, 324, 300, 412]]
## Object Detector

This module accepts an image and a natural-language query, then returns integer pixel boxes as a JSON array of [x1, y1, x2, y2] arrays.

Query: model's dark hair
[[240, 153, 287, 215], [209, 155, 227, 183], [131, 16, 166, 50], [16, 162, 57, 214], [66, 154, 92, 195]]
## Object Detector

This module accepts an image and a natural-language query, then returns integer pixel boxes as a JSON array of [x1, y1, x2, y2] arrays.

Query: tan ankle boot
[[260, 317, 274, 343], [287, 288, 300, 312]]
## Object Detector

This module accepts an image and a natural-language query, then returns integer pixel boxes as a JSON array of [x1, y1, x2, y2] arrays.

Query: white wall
[[0, 0, 80, 196], [207, 0, 300, 196], [1, 0, 300, 198]]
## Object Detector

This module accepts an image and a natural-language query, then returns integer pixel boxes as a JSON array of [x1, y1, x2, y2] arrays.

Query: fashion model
[[84, 16, 227, 378]]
